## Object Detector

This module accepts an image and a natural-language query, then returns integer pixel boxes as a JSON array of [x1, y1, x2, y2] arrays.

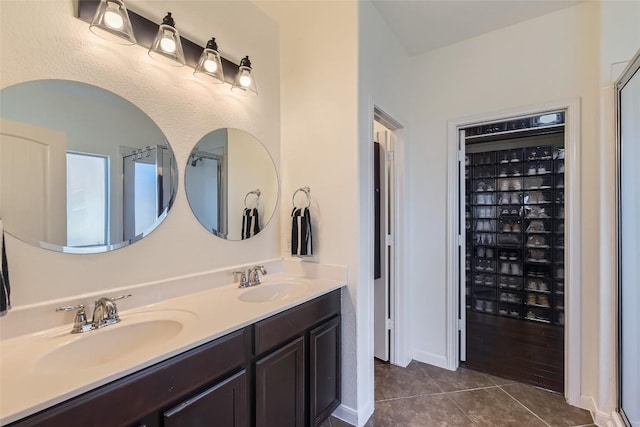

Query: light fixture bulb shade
[[89, 0, 137, 45], [148, 13, 185, 67], [193, 38, 225, 83], [231, 56, 258, 96]]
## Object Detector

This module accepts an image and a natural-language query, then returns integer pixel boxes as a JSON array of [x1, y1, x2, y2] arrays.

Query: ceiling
[[371, 0, 584, 56]]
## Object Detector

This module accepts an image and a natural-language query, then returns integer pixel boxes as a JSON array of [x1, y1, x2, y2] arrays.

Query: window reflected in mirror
[[0, 80, 178, 253]]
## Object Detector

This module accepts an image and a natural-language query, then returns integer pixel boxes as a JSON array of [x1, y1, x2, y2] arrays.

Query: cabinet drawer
[[254, 289, 341, 355], [163, 370, 248, 427], [10, 328, 249, 427]]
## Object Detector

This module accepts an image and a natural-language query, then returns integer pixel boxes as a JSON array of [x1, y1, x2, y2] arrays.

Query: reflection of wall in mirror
[[0, 81, 167, 246], [227, 129, 277, 241], [0, 119, 67, 246]]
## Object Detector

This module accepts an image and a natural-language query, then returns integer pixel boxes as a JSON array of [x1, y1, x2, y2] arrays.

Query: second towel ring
[[244, 189, 261, 209], [292, 186, 311, 208]]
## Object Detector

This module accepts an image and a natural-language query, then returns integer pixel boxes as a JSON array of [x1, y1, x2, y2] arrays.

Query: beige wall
[[0, 0, 281, 305]]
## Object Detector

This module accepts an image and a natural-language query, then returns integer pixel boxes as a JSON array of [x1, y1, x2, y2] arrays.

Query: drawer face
[[254, 289, 341, 356], [10, 328, 249, 427]]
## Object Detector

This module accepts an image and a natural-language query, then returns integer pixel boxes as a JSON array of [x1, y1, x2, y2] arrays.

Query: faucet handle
[[233, 270, 249, 288], [56, 304, 93, 334], [110, 294, 132, 302], [56, 304, 85, 312]]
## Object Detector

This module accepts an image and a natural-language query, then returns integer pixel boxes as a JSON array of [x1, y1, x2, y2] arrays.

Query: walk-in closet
[[462, 112, 566, 392]]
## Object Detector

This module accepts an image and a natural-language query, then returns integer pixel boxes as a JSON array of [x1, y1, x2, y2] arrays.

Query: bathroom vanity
[[1, 274, 343, 427]]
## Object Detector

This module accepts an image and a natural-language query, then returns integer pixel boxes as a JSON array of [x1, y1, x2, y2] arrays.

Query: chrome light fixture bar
[[78, 0, 257, 94]]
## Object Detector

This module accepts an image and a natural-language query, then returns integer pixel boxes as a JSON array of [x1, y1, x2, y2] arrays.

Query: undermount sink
[[35, 310, 195, 373], [238, 280, 310, 303]]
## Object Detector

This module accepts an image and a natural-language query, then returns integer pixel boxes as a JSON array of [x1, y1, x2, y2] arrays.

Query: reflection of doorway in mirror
[[122, 146, 172, 241], [0, 119, 67, 246], [188, 154, 226, 238], [66, 152, 108, 246]]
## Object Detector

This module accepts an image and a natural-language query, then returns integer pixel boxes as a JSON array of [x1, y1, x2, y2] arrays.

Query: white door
[[0, 119, 67, 246], [458, 129, 467, 361], [374, 128, 393, 361]]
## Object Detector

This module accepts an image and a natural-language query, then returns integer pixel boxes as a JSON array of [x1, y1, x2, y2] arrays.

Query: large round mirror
[[0, 80, 178, 253], [185, 128, 278, 240]]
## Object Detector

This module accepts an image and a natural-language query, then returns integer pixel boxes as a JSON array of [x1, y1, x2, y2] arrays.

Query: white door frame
[[369, 101, 410, 368], [445, 98, 582, 406]]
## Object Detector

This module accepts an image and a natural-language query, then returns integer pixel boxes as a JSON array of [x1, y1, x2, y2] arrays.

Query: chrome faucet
[[248, 265, 267, 286], [233, 266, 267, 288], [233, 270, 251, 288], [56, 294, 131, 334]]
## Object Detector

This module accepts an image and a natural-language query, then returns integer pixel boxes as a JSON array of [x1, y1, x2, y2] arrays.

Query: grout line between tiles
[[444, 391, 480, 426], [498, 385, 552, 427], [445, 385, 501, 394], [375, 391, 446, 402]]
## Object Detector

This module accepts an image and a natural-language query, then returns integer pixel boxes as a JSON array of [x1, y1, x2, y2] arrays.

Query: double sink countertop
[[0, 260, 346, 425]]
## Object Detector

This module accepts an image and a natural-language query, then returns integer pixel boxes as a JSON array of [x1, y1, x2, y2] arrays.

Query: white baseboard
[[609, 411, 627, 427], [581, 394, 614, 426], [332, 403, 360, 426], [412, 349, 449, 370]]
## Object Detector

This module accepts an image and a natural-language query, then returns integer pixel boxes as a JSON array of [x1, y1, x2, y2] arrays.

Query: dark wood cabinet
[[255, 337, 305, 427], [163, 370, 248, 427], [309, 316, 341, 426], [9, 289, 341, 427]]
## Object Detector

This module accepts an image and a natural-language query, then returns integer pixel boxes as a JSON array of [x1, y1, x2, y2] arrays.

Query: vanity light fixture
[[193, 38, 225, 83], [89, 0, 136, 45], [148, 12, 186, 67], [231, 56, 258, 96], [78, 0, 259, 96]]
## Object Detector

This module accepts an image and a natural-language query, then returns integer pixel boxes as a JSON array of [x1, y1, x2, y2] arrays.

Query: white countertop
[[0, 265, 345, 425]]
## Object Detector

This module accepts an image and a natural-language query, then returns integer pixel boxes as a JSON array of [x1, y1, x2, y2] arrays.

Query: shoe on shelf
[[500, 180, 510, 191], [528, 166, 537, 175], [512, 180, 522, 190], [511, 263, 521, 275], [499, 168, 508, 177], [512, 222, 522, 232], [501, 262, 510, 274], [537, 165, 547, 174], [510, 193, 520, 204]]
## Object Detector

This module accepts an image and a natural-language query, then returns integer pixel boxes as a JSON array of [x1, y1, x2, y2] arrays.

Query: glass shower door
[[618, 50, 640, 427]]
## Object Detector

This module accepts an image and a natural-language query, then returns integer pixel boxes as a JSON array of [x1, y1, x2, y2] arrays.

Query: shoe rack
[[465, 145, 565, 326]]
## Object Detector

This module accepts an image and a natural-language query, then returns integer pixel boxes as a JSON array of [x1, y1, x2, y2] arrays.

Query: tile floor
[[321, 360, 595, 427]]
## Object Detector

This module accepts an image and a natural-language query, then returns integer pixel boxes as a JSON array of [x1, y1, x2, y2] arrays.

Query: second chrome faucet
[[234, 265, 267, 288]]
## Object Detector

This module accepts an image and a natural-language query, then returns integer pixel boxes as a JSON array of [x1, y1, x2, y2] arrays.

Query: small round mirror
[[185, 128, 278, 240], [0, 80, 178, 253]]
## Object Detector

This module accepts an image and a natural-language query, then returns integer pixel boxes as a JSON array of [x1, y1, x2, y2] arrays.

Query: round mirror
[[185, 128, 278, 240], [0, 80, 178, 253]]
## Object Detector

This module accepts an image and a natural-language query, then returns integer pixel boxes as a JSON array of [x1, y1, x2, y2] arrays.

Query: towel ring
[[292, 186, 311, 208], [244, 189, 261, 209]]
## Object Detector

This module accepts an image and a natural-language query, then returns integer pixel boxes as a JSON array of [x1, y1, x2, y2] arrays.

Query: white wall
[[357, 1, 413, 423], [0, 0, 280, 305], [255, 0, 361, 422], [596, 1, 640, 423], [407, 0, 601, 401]]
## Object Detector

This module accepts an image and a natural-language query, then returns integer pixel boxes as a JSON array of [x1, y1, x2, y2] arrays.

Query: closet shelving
[[466, 142, 565, 326]]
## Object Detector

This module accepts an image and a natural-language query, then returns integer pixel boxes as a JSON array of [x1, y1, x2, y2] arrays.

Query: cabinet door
[[255, 337, 305, 427], [309, 316, 341, 426], [163, 370, 248, 427]]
